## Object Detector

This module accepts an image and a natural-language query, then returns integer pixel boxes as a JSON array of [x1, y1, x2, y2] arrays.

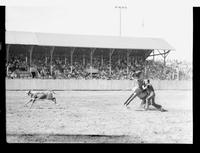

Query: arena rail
[[6, 79, 192, 91]]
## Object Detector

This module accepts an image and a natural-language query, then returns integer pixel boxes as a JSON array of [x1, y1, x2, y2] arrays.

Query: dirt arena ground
[[6, 90, 192, 143]]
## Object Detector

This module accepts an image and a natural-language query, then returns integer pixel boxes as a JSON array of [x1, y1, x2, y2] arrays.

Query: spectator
[[30, 66, 37, 78]]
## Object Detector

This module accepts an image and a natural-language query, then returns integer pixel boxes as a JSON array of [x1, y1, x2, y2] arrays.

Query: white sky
[[2, 0, 197, 62]]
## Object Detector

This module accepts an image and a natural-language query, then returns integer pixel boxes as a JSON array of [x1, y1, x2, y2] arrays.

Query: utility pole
[[115, 4, 127, 36]]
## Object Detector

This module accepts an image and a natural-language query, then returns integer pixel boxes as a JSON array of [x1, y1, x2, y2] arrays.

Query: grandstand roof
[[6, 31, 175, 50]]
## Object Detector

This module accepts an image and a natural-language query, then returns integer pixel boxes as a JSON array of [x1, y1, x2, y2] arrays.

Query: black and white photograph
[[2, 0, 197, 143]]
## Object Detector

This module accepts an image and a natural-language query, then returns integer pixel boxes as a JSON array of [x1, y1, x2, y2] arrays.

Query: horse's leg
[[24, 99, 33, 107], [145, 99, 150, 110], [140, 99, 146, 108], [125, 93, 137, 106], [124, 92, 135, 105]]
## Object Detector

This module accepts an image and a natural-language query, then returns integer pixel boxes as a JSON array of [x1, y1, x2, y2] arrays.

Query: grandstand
[[6, 31, 175, 80]]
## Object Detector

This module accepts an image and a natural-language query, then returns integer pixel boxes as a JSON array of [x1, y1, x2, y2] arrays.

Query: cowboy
[[144, 79, 167, 112], [135, 71, 148, 108]]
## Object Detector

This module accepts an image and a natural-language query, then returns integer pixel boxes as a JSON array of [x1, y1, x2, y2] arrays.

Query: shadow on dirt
[[7, 133, 145, 143]]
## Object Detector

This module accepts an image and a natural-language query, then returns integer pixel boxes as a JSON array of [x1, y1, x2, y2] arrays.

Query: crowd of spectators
[[145, 60, 177, 80], [6, 54, 192, 80], [6, 56, 29, 78]]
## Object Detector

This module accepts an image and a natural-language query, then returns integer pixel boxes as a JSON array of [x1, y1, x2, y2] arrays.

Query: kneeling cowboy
[[143, 79, 166, 112], [135, 71, 147, 108]]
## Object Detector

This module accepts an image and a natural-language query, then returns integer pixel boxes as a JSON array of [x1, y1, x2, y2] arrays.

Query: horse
[[25, 90, 56, 108], [124, 86, 149, 108]]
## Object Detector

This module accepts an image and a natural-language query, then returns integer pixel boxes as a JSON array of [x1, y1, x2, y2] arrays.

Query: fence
[[6, 79, 192, 90]]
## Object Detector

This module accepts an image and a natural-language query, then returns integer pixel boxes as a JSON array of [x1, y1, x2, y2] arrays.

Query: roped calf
[[25, 90, 56, 108]]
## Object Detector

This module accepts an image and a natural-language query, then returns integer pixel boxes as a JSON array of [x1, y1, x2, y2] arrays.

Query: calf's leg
[[30, 99, 36, 109], [24, 99, 33, 107], [52, 97, 56, 104]]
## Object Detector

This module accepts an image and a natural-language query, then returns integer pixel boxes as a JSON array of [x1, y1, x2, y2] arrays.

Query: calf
[[25, 90, 56, 108]]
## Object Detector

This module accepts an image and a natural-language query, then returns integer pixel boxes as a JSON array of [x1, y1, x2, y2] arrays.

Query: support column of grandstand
[[6, 45, 191, 80], [109, 49, 115, 76]]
